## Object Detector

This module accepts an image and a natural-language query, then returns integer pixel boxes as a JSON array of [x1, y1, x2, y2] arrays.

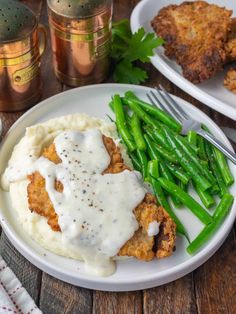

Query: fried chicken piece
[[151, 1, 232, 83], [224, 68, 236, 94], [27, 143, 62, 231], [102, 136, 130, 174], [28, 136, 128, 231], [119, 228, 155, 261], [27, 135, 176, 260], [119, 194, 176, 260], [28, 172, 63, 231], [225, 18, 236, 63]]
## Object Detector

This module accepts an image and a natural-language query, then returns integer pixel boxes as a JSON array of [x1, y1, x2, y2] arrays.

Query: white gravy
[[147, 221, 160, 237], [23, 129, 146, 276]]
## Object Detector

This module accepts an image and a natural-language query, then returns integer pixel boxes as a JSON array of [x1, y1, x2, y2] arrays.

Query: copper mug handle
[[37, 24, 47, 57]]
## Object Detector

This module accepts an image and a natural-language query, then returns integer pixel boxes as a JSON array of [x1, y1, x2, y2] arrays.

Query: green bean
[[166, 162, 190, 185], [163, 127, 212, 191], [209, 183, 220, 196], [196, 137, 219, 195], [205, 142, 227, 197], [154, 144, 177, 164], [175, 135, 216, 185], [158, 177, 213, 225], [113, 95, 136, 152], [147, 161, 189, 238], [143, 125, 170, 150], [109, 98, 131, 125], [124, 91, 182, 132], [187, 194, 234, 254], [197, 135, 207, 161], [178, 180, 188, 192], [193, 182, 215, 209], [143, 125, 175, 161], [136, 149, 148, 180], [213, 194, 234, 220], [176, 180, 188, 207], [143, 125, 157, 142], [213, 147, 234, 186], [124, 111, 131, 126], [201, 124, 234, 187], [129, 153, 142, 172], [187, 131, 197, 146], [144, 134, 160, 161], [145, 135, 181, 206], [125, 98, 161, 129], [124, 91, 139, 100], [145, 134, 172, 179], [130, 113, 147, 151], [201, 160, 208, 167], [159, 163, 182, 207], [177, 135, 199, 154]]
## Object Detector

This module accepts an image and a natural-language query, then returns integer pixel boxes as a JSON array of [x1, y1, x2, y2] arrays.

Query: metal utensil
[[147, 85, 236, 164]]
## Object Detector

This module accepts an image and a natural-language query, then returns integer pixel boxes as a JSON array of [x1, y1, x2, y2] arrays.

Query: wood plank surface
[[93, 291, 142, 314], [0, 0, 236, 313], [143, 274, 197, 314], [39, 273, 92, 314], [194, 231, 236, 314]]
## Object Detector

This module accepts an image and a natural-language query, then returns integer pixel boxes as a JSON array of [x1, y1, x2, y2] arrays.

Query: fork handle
[[198, 130, 236, 164]]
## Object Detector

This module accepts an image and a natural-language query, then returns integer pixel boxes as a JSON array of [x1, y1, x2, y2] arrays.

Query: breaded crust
[[119, 194, 176, 260], [224, 68, 236, 94], [27, 135, 176, 260], [225, 18, 236, 63], [151, 1, 232, 83]]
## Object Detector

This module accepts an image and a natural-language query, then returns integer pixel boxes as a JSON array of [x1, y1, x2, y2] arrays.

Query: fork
[[147, 85, 236, 165]]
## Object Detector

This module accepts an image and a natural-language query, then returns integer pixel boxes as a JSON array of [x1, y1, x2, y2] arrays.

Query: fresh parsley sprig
[[111, 19, 164, 84]]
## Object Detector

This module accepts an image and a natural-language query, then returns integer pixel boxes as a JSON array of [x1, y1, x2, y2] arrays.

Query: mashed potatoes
[[1, 114, 132, 262]]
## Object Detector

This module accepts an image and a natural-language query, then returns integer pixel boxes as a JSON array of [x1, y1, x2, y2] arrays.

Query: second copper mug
[[47, 0, 112, 87], [0, 0, 47, 112]]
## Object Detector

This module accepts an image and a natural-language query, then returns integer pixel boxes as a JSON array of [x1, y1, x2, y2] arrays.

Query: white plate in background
[[130, 0, 236, 120], [0, 84, 235, 291]]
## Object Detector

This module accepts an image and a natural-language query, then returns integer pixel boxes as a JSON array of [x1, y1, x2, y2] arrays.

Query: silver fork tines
[[146, 85, 236, 164], [154, 87, 184, 123], [158, 84, 190, 121]]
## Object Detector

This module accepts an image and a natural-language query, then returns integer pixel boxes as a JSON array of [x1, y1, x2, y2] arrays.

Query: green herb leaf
[[113, 60, 148, 84], [111, 19, 163, 84], [122, 28, 164, 63], [112, 19, 132, 43]]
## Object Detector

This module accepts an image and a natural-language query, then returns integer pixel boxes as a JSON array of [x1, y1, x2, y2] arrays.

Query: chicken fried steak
[[151, 1, 232, 83], [27, 135, 176, 261]]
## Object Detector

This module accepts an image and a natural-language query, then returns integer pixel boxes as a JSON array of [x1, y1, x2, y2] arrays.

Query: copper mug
[[0, 0, 47, 112], [47, 0, 112, 87]]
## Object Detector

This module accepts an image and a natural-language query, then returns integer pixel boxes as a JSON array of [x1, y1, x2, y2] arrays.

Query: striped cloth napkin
[[0, 256, 42, 314]]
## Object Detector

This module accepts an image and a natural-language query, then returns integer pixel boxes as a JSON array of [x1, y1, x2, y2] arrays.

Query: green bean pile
[[109, 91, 235, 254]]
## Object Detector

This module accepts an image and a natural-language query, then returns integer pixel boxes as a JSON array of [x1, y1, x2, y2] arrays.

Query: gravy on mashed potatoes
[[1, 114, 148, 276]]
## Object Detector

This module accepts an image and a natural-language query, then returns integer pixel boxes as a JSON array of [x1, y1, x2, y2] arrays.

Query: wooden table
[[0, 1, 236, 313]]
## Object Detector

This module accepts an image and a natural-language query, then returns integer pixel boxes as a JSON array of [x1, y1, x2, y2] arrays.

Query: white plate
[[130, 0, 236, 120], [0, 84, 235, 291]]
